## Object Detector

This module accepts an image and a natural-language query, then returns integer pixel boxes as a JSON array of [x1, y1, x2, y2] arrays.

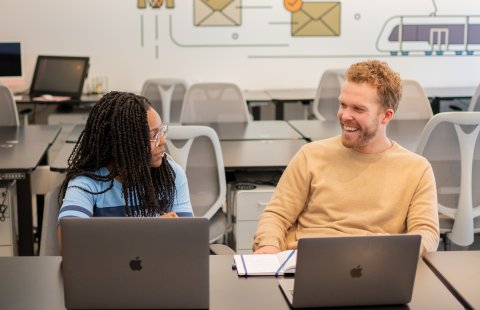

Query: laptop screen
[[29, 55, 89, 99]]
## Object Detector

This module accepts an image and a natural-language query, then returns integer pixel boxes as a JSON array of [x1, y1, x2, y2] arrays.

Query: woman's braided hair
[[58, 91, 176, 216]]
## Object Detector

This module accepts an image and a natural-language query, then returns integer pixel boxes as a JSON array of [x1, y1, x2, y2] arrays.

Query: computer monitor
[[29, 55, 89, 99], [0, 42, 22, 77]]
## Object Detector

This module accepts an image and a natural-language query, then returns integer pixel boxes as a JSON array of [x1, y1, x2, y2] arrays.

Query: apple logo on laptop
[[129, 257, 143, 271], [350, 265, 362, 278]]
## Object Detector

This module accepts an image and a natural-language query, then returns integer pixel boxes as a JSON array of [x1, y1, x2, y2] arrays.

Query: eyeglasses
[[150, 124, 168, 147]]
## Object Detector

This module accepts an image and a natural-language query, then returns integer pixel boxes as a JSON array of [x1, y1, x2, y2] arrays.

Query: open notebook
[[234, 250, 297, 276]]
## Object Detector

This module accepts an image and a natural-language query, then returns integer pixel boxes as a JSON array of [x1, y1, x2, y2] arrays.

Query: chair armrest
[[209, 244, 235, 255]]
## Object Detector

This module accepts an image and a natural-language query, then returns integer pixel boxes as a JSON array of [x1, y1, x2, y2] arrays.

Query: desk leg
[[17, 175, 34, 256], [251, 106, 261, 120], [430, 97, 440, 114], [274, 101, 284, 120]]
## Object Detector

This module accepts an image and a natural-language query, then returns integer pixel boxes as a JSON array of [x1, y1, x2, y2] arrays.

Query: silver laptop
[[61, 217, 209, 309], [279, 234, 421, 308]]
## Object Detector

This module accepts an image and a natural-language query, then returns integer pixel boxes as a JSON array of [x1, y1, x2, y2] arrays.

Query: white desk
[[243, 90, 271, 102], [424, 251, 480, 309], [0, 125, 61, 255], [221, 139, 306, 170], [0, 255, 464, 310], [52, 138, 307, 173], [243, 90, 272, 120], [69, 121, 303, 143], [424, 86, 476, 99], [424, 86, 476, 114], [186, 121, 303, 141], [265, 88, 316, 120], [289, 119, 428, 152]]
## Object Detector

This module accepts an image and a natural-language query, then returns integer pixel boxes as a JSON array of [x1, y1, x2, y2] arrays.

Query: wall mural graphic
[[194, 0, 242, 26], [137, 0, 480, 59], [377, 15, 480, 56], [289, 2, 341, 37]]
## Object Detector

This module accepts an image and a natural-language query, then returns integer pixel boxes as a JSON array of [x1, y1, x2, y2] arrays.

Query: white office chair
[[39, 185, 62, 256], [180, 83, 250, 123], [166, 125, 228, 244], [415, 112, 480, 247], [0, 80, 20, 126], [395, 80, 433, 120], [312, 69, 346, 121], [140, 78, 188, 124], [467, 83, 480, 111], [40, 177, 233, 255]]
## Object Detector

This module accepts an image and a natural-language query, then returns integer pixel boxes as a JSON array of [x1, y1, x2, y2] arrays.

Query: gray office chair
[[40, 183, 234, 256], [39, 185, 62, 256], [166, 125, 229, 244], [140, 78, 188, 124], [415, 112, 480, 248], [180, 83, 251, 123], [467, 83, 480, 111], [395, 80, 433, 120], [0, 80, 20, 126], [312, 69, 346, 121]]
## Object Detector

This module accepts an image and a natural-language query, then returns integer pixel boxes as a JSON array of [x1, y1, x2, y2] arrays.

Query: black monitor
[[0, 42, 22, 77], [29, 55, 89, 99]]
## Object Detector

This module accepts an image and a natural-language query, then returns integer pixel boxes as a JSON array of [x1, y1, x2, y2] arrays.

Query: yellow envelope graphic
[[194, 0, 242, 26], [292, 2, 340, 36]]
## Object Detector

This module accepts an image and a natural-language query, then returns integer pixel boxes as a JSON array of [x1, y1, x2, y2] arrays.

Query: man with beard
[[253, 60, 439, 256]]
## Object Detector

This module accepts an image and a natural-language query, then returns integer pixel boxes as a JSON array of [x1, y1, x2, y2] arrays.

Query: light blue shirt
[[58, 159, 193, 223]]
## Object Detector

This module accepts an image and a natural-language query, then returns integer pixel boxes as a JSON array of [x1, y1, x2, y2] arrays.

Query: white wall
[[1, 0, 480, 92]]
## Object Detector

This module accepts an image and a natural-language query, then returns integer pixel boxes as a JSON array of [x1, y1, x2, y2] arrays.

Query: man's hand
[[254, 245, 281, 254], [160, 212, 178, 218]]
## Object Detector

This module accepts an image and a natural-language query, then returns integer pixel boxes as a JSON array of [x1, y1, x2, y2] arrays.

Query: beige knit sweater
[[253, 136, 440, 255]]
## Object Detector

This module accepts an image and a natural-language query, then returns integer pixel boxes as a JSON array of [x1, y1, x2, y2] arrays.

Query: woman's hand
[[160, 211, 178, 218]]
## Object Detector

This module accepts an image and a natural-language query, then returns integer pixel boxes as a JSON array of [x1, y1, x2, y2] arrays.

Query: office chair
[[395, 80, 433, 120], [40, 181, 234, 256], [415, 112, 480, 247], [180, 83, 251, 123], [312, 69, 346, 121], [467, 83, 480, 111], [39, 185, 62, 256], [0, 80, 20, 126], [140, 78, 188, 124], [166, 125, 229, 245]]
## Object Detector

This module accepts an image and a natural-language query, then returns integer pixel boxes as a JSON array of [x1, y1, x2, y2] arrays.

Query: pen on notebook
[[240, 254, 248, 277], [275, 250, 296, 277]]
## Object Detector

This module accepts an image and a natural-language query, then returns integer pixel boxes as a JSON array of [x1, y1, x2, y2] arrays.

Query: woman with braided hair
[[57, 91, 192, 229]]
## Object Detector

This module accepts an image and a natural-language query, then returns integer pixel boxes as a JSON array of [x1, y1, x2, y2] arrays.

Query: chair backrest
[[0, 81, 20, 126], [165, 125, 226, 220], [39, 185, 62, 256], [140, 78, 188, 124], [395, 80, 433, 120], [467, 83, 480, 111], [312, 69, 346, 121], [180, 83, 250, 123], [415, 112, 480, 246]]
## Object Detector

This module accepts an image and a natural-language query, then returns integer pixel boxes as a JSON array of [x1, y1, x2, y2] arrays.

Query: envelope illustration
[[292, 2, 340, 36], [194, 0, 242, 27]]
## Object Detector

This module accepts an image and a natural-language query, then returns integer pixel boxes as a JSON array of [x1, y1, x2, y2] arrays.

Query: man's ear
[[382, 108, 394, 124]]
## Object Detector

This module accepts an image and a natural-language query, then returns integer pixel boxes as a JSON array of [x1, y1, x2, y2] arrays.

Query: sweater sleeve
[[253, 147, 311, 251], [406, 162, 440, 255]]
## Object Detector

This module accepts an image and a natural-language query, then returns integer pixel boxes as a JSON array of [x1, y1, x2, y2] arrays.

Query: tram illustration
[[376, 15, 480, 56]]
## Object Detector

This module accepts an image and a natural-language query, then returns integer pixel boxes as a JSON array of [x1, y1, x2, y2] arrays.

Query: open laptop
[[61, 217, 209, 309], [29, 55, 89, 99], [279, 234, 421, 308]]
